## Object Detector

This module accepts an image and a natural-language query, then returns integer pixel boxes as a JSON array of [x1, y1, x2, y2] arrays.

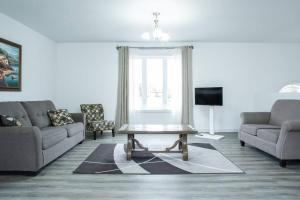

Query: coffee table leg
[[127, 134, 133, 160], [179, 134, 182, 150], [182, 134, 188, 161], [132, 134, 135, 149]]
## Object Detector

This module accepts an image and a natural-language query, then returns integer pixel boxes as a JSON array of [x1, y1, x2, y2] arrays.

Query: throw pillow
[[48, 109, 74, 126], [0, 115, 22, 127]]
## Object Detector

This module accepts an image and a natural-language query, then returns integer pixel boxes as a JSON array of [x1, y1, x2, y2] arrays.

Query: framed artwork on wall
[[0, 38, 22, 91]]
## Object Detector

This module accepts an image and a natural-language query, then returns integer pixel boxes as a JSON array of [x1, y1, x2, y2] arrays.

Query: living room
[[1, 0, 300, 199]]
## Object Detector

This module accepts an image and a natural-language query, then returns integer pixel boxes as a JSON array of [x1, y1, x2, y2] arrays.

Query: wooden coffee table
[[118, 124, 197, 161]]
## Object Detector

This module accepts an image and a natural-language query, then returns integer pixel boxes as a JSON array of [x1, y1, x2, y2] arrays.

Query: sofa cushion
[[0, 102, 32, 126], [240, 124, 280, 136], [257, 129, 280, 144], [62, 122, 84, 137], [22, 101, 56, 128], [48, 109, 74, 126], [41, 126, 67, 150], [270, 100, 300, 126]]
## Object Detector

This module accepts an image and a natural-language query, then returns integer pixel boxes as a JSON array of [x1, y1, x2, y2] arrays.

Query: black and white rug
[[74, 143, 243, 174]]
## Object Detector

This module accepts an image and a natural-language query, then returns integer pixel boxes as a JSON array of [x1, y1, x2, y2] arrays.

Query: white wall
[[0, 13, 56, 101], [55, 43, 118, 121], [55, 42, 300, 132]]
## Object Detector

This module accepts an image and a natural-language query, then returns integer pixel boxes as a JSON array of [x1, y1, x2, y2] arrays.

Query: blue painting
[[0, 38, 21, 91]]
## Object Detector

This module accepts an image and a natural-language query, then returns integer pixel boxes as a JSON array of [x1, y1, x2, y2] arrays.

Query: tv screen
[[195, 87, 223, 106]]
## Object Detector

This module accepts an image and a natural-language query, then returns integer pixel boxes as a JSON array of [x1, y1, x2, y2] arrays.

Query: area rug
[[73, 143, 243, 174]]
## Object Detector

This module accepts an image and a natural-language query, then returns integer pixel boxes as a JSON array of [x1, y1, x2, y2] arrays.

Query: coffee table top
[[118, 124, 198, 134]]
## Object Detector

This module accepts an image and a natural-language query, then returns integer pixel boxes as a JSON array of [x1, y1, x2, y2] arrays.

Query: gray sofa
[[0, 100, 85, 174], [239, 99, 300, 167]]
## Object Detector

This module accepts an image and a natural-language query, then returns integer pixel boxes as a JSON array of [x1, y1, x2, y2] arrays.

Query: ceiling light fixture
[[142, 12, 170, 42]]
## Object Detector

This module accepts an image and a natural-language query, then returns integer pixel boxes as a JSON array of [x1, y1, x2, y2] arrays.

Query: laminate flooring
[[0, 132, 300, 200]]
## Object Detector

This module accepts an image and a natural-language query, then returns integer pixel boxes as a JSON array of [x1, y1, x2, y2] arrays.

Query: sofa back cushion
[[270, 99, 300, 126], [0, 102, 32, 126], [80, 104, 104, 122], [22, 101, 56, 128]]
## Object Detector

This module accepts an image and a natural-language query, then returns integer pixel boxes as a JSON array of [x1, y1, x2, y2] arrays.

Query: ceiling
[[0, 0, 300, 42]]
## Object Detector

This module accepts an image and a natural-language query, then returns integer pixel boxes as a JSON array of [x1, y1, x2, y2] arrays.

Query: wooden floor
[[1, 132, 300, 200]]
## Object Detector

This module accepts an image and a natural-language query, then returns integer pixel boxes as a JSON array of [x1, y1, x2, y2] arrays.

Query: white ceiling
[[0, 0, 300, 42]]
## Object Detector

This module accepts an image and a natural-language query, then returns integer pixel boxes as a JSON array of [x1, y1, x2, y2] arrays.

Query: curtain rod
[[116, 46, 194, 50]]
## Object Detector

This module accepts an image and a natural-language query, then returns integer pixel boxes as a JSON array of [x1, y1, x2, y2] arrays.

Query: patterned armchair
[[80, 104, 115, 140]]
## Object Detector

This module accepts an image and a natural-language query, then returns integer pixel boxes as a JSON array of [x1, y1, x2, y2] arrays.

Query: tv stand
[[196, 106, 224, 140], [209, 106, 215, 135]]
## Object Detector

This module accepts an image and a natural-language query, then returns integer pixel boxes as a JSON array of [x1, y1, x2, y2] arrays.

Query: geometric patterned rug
[[73, 143, 243, 174]]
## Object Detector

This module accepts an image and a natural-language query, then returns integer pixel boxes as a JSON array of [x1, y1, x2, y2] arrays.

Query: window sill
[[134, 109, 172, 113]]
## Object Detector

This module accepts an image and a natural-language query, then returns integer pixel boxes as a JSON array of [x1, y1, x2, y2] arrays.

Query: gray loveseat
[[0, 100, 85, 174], [239, 99, 300, 167]]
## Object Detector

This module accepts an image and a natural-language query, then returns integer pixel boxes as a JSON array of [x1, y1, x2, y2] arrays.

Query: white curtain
[[115, 46, 129, 130], [181, 46, 194, 125]]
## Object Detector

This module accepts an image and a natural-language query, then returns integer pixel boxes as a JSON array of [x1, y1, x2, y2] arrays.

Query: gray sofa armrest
[[281, 120, 300, 132], [71, 113, 86, 125], [240, 112, 271, 124], [276, 120, 300, 160], [0, 126, 43, 172], [70, 113, 86, 139]]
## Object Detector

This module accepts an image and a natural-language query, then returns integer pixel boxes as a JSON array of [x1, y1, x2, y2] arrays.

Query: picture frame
[[0, 38, 22, 91]]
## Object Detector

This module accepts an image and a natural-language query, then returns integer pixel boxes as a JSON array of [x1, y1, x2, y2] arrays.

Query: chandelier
[[141, 12, 170, 41]]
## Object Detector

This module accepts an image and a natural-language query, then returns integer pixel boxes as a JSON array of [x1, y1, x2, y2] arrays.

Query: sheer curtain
[[129, 48, 182, 124]]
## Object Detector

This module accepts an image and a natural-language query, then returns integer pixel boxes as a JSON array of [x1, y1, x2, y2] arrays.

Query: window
[[279, 83, 300, 93], [129, 49, 182, 111]]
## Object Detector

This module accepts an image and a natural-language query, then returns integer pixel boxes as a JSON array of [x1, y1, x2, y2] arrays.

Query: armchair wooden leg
[[240, 140, 245, 146], [279, 160, 287, 168], [112, 128, 115, 137], [93, 131, 97, 140]]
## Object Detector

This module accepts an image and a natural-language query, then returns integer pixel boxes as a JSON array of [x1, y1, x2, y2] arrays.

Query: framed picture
[[0, 38, 22, 91]]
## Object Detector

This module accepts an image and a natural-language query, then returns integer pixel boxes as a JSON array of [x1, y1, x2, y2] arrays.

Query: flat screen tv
[[195, 87, 223, 106]]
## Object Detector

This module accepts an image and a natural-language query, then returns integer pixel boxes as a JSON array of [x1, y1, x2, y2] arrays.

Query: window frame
[[136, 55, 171, 111]]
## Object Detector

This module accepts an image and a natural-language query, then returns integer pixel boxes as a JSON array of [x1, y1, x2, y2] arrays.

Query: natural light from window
[[129, 48, 182, 112], [279, 83, 300, 93]]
